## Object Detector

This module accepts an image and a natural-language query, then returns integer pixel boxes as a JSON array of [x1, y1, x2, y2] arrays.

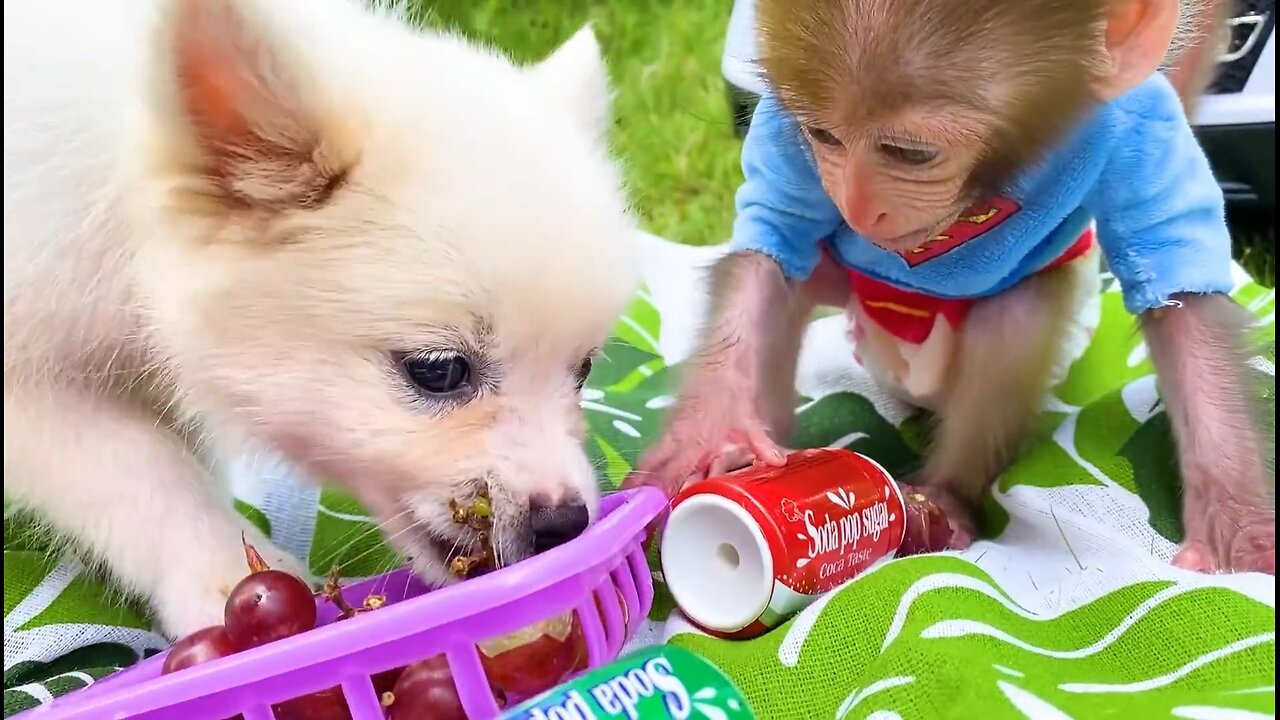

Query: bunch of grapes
[[163, 491, 599, 720], [445, 494, 496, 579]]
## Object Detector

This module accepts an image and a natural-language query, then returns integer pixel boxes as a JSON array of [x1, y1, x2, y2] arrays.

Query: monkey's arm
[[631, 93, 844, 494], [725, 92, 846, 279], [1087, 82, 1235, 315], [1142, 293, 1274, 573], [1087, 78, 1274, 574]]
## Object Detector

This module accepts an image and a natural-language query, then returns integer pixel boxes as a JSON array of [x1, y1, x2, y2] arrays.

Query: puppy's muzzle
[[529, 496, 590, 553]]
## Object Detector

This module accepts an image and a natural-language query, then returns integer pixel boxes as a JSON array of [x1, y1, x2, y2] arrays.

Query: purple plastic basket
[[21, 487, 667, 720]]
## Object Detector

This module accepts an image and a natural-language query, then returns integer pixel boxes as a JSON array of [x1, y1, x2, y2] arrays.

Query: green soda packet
[[499, 644, 755, 720]]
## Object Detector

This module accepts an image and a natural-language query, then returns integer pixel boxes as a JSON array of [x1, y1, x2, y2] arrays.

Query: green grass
[[412, 1, 1274, 286], [413, 0, 742, 248], [1228, 207, 1276, 288]]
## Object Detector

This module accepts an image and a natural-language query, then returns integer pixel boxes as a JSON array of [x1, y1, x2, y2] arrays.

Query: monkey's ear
[[154, 0, 356, 211], [532, 25, 612, 140], [1096, 0, 1181, 99]]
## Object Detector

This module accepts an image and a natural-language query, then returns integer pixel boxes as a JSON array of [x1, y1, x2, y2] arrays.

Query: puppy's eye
[[879, 143, 939, 166], [575, 356, 593, 389], [805, 126, 844, 148], [403, 353, 471, 395]]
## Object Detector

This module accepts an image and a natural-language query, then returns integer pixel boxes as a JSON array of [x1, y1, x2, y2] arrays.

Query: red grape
[[617, 589, 630, 635], [898, 488, 955, 556], [372, 667, 405, 696], [596, 586, 630, 636], [223, 569, 316, 650], [272, 685, 351, 720], [479, 613, 586, 697], [386, 655, 471, 720], [161, 626, 238, 674]]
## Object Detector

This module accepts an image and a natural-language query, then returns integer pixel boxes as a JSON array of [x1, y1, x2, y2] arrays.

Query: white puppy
[[4, 0, 637, 637]]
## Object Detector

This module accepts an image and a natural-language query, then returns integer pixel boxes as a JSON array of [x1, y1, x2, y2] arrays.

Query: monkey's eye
[[879, 143, 939, 166], [575, 356, 594, 389], [805, 126, 844, 148], [402, 353, 472, 396]]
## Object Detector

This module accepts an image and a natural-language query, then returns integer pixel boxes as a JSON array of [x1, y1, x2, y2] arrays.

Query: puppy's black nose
[[530, 499, 590, 553]]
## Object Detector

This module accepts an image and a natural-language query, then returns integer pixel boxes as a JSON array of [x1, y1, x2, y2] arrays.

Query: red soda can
[[660, 448, 906, 639]]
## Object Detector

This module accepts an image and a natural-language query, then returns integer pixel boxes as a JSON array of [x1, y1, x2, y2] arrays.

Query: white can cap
[[660, 493, 773, 633]]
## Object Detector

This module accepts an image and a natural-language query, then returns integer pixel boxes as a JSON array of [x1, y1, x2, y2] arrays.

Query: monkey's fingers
[[628, 422, 719, 497], [1171, 541, 1219, 574], [737, 424, 787, 467], [1225, 513, 1275, 575], [705, 444, 757, 480], [948, 524, 974, 550], [1186, 526, 1274, 576], [624, 450, 686, 498], [1237, 545, 1276, 576], [1173, 478, 1275, 575], [697, 422, 787, 478], [1173, 532, 1274, 576]]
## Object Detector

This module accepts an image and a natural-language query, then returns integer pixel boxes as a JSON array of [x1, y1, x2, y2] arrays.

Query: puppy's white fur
[[4, 0, 637, 637]]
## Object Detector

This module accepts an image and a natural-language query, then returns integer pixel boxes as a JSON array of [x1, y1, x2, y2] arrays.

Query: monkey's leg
[[1142, 293, 1275, 574], [915, 256, 1095, 544]]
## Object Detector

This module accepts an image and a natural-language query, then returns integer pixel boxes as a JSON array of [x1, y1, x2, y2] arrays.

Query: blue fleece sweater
[[728, 73, 1236, 315]]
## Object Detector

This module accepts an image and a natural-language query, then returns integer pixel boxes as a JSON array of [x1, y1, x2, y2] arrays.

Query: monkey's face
[[753, 0, 1181, 251], [801, 112, 990, 251]]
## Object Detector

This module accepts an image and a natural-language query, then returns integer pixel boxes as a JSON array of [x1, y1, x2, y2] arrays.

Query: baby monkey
[[633, 0, 1274, 574]]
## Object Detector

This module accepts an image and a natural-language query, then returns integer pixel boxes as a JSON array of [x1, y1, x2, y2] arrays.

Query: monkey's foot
[[899, 477, 977, 550], [1174, 465, 1275, 575], [1173, 516, 1275, 576]]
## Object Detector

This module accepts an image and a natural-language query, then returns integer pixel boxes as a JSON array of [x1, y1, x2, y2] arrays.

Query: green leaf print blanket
[[4, 232, 1275, 719]]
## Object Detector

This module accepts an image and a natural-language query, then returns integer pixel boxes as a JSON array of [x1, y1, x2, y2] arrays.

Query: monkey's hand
[[626, 375, 788, 499], [625, 252, 801, 498], [1143, 293, 1275, 575], [1174, 465, 1275, 574]]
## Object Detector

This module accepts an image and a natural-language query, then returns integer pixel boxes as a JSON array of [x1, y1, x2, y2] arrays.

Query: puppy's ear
[[532, 25, 612, 140], [156, 0, 355, 211]]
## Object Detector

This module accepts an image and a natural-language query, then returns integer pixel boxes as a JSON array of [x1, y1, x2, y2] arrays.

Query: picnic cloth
[[4, 231, 1275, 719]]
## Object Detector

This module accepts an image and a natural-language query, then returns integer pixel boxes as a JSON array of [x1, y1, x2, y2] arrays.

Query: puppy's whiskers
[[337, 514, 426, 573], [329, 506, 410, 556], [493, 521, 505, 569], [313, 507, 412, 574]]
